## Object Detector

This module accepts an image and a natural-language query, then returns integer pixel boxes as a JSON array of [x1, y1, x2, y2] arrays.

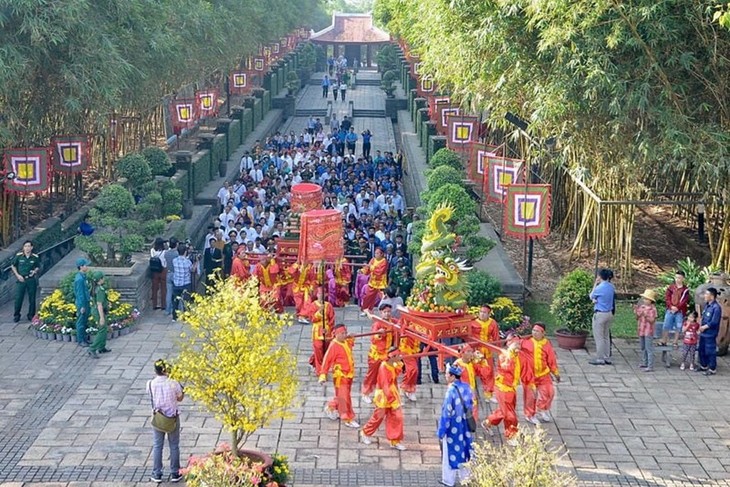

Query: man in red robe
[[319, 323, 359, 428], [230, 249, 251, 282], [453, 345, 487, 421], [521, 323, 560, 424], [360, 348, 406, 450], [359, 247, 389, 316], [361, 303, 394, 403], [484, 335, 535, 445], [333, 257, 352, 307], [399, 330, 420, 403], [471, 305, 500, 403], [254, 254, 282, 312], [290, 261, 316, 323], [308, 289, 335, 374]]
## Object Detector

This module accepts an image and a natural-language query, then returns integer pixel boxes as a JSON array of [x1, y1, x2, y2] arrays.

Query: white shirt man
[[239, 153, 254, 173], [217, 184, 230, 208], [392, 193, 405, 213], [249, 165, 264, 183], [219, 205, 239, 224], [292, 172, 303, 185]]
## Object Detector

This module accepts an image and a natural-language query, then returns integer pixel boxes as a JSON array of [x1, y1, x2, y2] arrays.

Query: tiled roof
[[310, 13, 390, 44]]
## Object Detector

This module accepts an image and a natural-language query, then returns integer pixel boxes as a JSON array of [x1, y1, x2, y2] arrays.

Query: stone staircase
[[353, 108, 386, 118], [294, 108, 328, 117]]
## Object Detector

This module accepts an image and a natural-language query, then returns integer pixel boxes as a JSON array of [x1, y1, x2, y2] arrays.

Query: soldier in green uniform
[[88, 271, 111, 358], [11, 240, 41, 323]]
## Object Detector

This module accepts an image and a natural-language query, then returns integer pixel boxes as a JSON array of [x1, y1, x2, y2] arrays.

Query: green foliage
[[142, 147, 173, 176], [75, 235, 105, 264], [428, 148, 463, 170], [95, 184, 135, 219], [117, 153, 152, 188], [162, 188, 184, 217], [142, 220, 166, 239], [298, 42, 317, 82], [407, 219, 426, 256], [426, 183, 475, 223], [286, 70, 301, 95], [427, 165, 465, 192], [463, 235, 496, 262], [375, 44, 399, 73], [467, 270, 502, 307], [550, 269, 595, 333], [489, 296, 524, 331], [59, 271, 79, 304]]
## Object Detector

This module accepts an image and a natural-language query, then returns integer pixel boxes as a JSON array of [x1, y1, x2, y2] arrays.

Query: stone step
[[353, 109, 386, 118], [295, 109, 328, 117]]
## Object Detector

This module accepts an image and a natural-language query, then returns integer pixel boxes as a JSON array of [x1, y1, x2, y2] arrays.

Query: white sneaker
[[488, 396, 498, 404], [360, 431, 373, 444], [359, 311, 367, 317], [405, 392, 417, 402], [297, 317, 310, 324], [391, 442, 407, 451], [344, 420, 360, 428], [361, 394, 372, 404], [525, 416, 541, 425], [537, 411, 553, 423], [481, 420, 495, 436], [506, 438, 519, 447], [324, 406, 338, 421]]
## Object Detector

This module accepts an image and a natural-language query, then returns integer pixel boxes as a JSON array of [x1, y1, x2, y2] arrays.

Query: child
[[635, 289, 658, 372], [680, 311, 700, 371]]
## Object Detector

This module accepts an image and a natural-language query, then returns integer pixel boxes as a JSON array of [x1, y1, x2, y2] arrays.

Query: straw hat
[[639, 289, 656, 302]]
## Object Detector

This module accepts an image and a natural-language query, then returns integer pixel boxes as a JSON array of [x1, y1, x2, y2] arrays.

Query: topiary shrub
[[550, 269, 595, 334], [381, 70, 398, 97], [467, 270, 501, 307], [429, 148, 463, 170], [427, 165, 465, 193], [116, 153, 152, 188], [162, 188, 183, 217], [426, 183, 475, 223], [375, 44, 399, 73], [464, 235, 496, 262], [142, 147, 173, 176]]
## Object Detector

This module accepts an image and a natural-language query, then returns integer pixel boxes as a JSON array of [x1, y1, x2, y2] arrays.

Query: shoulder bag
[[148, 380, 178, 433], [454, 384, 477, 433]]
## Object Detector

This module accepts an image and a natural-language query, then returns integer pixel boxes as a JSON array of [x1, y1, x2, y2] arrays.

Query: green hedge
[[228, 119, 241, 155], [174, 170, 190, 200], [242, 108, 253, 140], [428, 136, 447, 163], [210, 135, 226, 176], [253, 98, 262, 124], [192, 150, 211, 195], [263, 90, 271, 114]]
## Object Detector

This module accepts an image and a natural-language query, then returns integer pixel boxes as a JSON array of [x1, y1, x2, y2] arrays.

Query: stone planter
[[63, 334, 72, 342], [43, 332, 50, 340], [555, 329, 588, 350], [55, 333, 63, 341], [112, 330, 120, 339]]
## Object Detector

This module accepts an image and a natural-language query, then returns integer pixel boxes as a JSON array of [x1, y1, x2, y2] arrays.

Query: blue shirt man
[[589, 269, 616, 365], [699, 287, 722, 375], [74, 258, 91, 347]]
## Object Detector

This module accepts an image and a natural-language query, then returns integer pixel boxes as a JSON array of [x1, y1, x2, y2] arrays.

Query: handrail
[[1, 234, 77, 274]]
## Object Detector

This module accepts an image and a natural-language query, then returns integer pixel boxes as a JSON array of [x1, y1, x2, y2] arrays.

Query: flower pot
[[555, 329, 588, 350], [236, 449, 273, 471], [34, 330, 41, 338], [55, 333, 63, 341], [63, 334, 72, 342], [42, 332, 50, 340], [112, 330, 120, 339], [71, 335, 77, 342]]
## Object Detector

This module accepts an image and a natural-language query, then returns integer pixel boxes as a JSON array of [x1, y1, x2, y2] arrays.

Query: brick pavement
[[2, 303, 730, 486]]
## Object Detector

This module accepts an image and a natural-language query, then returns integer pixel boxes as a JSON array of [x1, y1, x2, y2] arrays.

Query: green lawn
[[523, 301, 638, 338]]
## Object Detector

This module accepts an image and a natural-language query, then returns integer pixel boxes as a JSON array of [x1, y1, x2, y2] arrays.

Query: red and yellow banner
[[485, 156, 524, 202], [503, 184, 551, 239], [170, 99, 198, 131], [196, 90, 219, 117], [51, 135, 90, 173], [299, 209, 344, 263], [446, 114, 478, 151], [230, 71, 249, 94], [3, 148, 51, 193], [467, 142, 500, 185]]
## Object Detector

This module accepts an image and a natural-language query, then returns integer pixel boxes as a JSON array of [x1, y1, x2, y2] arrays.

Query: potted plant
[[172, 277, 298, 477], [285, 71, 300, 97], [551, 269, 595, 349]]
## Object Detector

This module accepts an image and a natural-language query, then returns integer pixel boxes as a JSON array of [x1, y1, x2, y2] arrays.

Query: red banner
[[3, 148, 51, 193], [229, 71, 249, 94], [503, 184, 552, 239], [196, 90, 219, 117], [170, 99, 198, 131], [299, 209, 344, 263], [446, 114, 478, 151], [51, 135, 90, 173]]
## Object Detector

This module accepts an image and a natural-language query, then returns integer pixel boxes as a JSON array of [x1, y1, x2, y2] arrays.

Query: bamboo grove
[[374, 0, 730, 277], [0, 0, 329, 243]]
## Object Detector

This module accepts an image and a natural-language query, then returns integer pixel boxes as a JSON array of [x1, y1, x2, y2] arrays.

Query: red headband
[[533, 324, 546, 332]]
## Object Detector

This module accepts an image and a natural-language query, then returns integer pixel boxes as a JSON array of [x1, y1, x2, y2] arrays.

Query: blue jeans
[[75, 307, 88, 343], [152, 420, 180, 478], [165, 275, 174, 314], [663, 310, 684, 333], [417, 342, 439, 384], [698, 335, 717, 371]]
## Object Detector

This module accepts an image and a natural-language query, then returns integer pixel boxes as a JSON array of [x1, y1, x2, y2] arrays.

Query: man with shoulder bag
[[147, 359, 184, 483]]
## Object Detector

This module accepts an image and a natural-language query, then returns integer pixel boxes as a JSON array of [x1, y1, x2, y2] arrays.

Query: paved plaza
[[1, 302, 730, 486]]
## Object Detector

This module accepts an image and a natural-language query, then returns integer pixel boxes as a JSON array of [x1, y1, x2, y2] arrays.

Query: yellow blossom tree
[[170, 276, 298, 456]]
